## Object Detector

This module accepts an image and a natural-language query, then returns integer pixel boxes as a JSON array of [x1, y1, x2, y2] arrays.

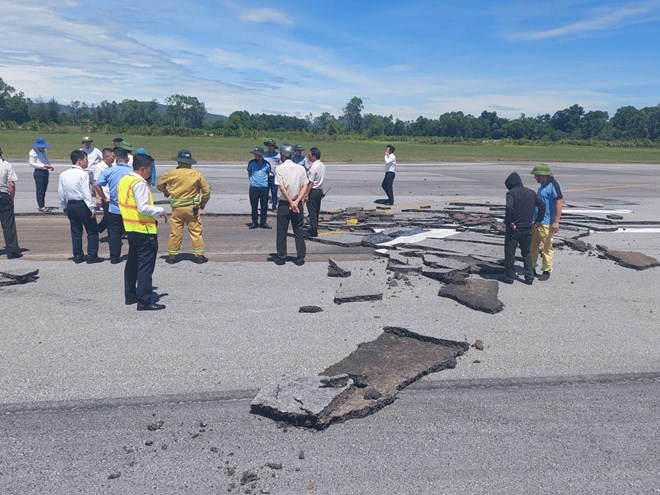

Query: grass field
[[1, 130, 658, 163]]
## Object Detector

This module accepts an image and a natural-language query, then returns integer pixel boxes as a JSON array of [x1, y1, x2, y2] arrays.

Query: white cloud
[[223, 1, 294, 26], [507, 2, 660, 41]]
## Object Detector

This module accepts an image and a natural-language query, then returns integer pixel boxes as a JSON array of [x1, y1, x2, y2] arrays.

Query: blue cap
[[34, 137, 50, 148], [136, 147, 148, 155]]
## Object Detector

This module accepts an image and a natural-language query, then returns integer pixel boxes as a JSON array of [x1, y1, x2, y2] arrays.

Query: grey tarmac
[[1, 161, 659, 493]]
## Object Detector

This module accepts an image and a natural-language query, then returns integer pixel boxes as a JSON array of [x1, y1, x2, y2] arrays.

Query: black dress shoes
[[248, 223, 259, 229], [86, 256, 105, 264], [137, 302, 166, 311], [73, 256, 86, 264], [7, 252, 23, 259]]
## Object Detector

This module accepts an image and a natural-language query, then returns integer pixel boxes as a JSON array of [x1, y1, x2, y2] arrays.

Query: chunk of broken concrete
[[319, 327, 469, 428], [439, 279, 504, 314], [601, 250, 659, 270], [387, 257, 424, 273], [0, 268, 39, 286], [564, 237, 593, 252], [327, 259, 352, 278], [334, 280, 383, 304], [299, 306, 323, 313], [361, 233, 394, 247], [250, 375, 355, 428]]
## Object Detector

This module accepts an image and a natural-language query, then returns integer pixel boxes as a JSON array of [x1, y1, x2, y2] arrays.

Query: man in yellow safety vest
[[118, 153, 168, 311]]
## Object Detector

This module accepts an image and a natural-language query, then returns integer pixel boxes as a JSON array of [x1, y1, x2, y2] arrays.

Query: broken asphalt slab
[[438, 278, 504, 314], [0, 268, 39, 286], [327, 258, 352, 278], [251, 327, 469, 429], [333, 278, 383, 304], [599, 248, 659, 270]]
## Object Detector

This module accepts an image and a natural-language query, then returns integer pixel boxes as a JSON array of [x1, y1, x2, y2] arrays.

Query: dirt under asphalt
[[11, 214, 376, 263]]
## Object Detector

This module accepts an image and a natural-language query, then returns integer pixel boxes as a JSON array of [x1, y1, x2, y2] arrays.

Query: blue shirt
[[292, 154, 308, 169], [96, 163, 133, 214], [536, 178, 563, 224], [247, 159, 270, 188], [263, 151, 280, 176]]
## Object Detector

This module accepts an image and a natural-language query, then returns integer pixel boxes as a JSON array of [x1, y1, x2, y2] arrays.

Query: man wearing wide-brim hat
[[530, 163, 564, 281], [246, 147, 272, 229], [292, 144, 308, 169], [262, 139, 281, 211], [157, 150, 211, 264]]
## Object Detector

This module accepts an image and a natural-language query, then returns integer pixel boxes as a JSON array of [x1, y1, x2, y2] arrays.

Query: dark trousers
[[97, 201, 109, 233], [124, 232, 158, 305], [268, 175, 278, 208], [307, 188, 323, 234], [0, 193, 20, 254], [106, 212, 124, 261], [66, 200, 99, 258], [382, 171, 395, 204], [276, 201, 306, 260], [504, 228, 533, 280], [33, 169, 49, 209], [249, 186, 269, 225]]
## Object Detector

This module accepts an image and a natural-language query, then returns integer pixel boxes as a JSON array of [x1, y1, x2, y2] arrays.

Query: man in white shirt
[[81, 136, 103, 174], [303, 147, 325, 237], [380, 144, 397, 205], [58, 150, 102, 264], [0, 148, 22, 258], [274, 144, 310, 266]]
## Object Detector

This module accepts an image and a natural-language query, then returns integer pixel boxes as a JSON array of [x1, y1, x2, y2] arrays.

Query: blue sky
[[1, 0, 658, 120]]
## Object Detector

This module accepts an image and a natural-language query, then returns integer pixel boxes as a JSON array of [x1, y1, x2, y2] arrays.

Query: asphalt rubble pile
[[303, 201, 660, 313], [263, 200, 659, 429]]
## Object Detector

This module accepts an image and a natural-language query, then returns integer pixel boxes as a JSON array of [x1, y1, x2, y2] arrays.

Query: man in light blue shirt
[[95, 142, 134, 264], [247, 147, 272, 229]]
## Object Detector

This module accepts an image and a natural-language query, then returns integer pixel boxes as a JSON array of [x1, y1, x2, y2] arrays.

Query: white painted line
[[613, 228, 660, 234], [378, 228, 460, 246], [565, 209, 632, 215]]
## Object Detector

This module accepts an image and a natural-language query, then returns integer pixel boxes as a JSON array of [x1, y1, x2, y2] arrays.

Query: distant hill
[[53, 101, 228, 122]]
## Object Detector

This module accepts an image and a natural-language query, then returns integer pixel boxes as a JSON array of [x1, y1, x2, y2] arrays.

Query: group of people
[[1, 134, 563, 309], [503, 164, 564, 284]]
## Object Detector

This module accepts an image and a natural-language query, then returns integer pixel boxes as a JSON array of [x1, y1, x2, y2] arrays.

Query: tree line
[[1, 78, 658, 142]]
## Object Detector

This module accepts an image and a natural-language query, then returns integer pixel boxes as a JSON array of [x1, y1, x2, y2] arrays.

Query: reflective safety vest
[[117, 175, 157, 234]]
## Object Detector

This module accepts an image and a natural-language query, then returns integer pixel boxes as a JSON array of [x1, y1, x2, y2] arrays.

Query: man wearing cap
[[157, 150, 211, 264], [292, 144, 308, 169], [29, 137, 54, 212], [530, 164, 564, 281], [246, 147, 271, 229], [81, 137, 103, 173], [95, 141, 134, 263], [302, 147, 325, 238], [58, 150, 103, 264], [274, 144, 310, 266], [112, 137, 133, 166], [118, 153, 167, 311], [263, 139, 281, 211], [0, 147, 22, 259]]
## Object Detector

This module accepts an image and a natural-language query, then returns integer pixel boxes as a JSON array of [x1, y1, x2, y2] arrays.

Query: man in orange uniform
[[156, 150, 211, 264]]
